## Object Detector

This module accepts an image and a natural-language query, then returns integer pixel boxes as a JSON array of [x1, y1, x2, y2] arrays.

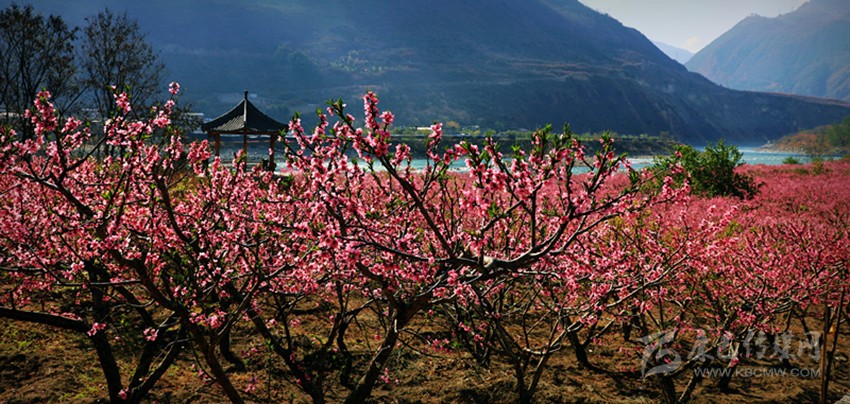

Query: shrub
[[812, 157, 827, 175], [653, 139, 759, 199], [783, 156, 801, 165]]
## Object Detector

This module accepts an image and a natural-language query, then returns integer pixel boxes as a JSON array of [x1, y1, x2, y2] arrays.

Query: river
[[196, 134, 811, 171]]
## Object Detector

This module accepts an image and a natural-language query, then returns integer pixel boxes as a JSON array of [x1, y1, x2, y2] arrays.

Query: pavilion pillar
[[268, 131, 277, 171], [242, 129, 248, 156], [207, 131, 222, 157]]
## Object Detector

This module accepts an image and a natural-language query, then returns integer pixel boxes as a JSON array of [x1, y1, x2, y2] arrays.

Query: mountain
[[653, 41, 694, 64], [686, 0, 850, 103], [14, 0, 850, 145]]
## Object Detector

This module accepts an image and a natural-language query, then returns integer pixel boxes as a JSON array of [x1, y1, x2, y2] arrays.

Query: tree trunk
[[127, 330, 185, 403], [513, 357, 530, 404], [345, 298, 426, 404], [87, 264, 125, 403], [243, 304, 325, 403], [336, 314, 355, 389], [821, 293, 845, 404], [220, 327, 246, 371], [820, 307, 831, 404], [187, 323, 243, 404], [681, 359, 710, 403], [568, 330, 593, 369], [525, 353, 553, 404], [90, 332, 125, 402], [345, 318, 401, 403], [658, 375, 678, 404]]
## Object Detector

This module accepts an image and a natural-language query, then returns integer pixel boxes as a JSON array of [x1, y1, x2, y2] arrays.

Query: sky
[[578, 0, 808, 53]]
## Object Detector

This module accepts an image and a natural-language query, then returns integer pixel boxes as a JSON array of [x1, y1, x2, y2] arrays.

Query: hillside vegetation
[[771, 116, 850, 156], [19, 0, 850, 144]]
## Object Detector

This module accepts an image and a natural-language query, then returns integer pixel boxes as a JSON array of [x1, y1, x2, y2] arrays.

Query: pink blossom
[[143, 328, 158, 342], [380, 110, 394, 127], [114, 92, 131, 114], [87, 322, 106, 337]]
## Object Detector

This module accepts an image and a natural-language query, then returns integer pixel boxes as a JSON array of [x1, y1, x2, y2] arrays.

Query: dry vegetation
[[2, 302, 849, 403]]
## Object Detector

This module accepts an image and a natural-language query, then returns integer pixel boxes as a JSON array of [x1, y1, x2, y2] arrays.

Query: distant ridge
[[19, 0, 850, 145], [687, 0, 850, 103], [653, 41, 694, 64]]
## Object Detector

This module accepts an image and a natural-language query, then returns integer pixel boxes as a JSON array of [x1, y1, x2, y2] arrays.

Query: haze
[[579, 0, 808, 52]]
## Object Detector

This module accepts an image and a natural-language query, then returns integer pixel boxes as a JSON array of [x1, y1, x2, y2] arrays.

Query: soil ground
[[1, 315, 849, 403]]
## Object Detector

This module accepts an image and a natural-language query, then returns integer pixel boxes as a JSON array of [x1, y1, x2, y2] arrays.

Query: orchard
[[0, 87, 848, 403]]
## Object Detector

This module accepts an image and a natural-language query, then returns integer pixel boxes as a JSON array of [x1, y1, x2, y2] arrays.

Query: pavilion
[[200, 91, 288, 170]]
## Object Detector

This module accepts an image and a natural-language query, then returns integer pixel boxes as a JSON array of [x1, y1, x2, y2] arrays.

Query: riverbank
[[758, 130, 850, 157]]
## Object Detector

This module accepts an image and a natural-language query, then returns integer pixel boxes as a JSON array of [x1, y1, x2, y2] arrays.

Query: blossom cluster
[[0, 87, 847, 403]]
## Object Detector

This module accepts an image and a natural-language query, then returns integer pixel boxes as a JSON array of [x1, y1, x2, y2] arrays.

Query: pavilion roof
[[200, 91, 287, 134]]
